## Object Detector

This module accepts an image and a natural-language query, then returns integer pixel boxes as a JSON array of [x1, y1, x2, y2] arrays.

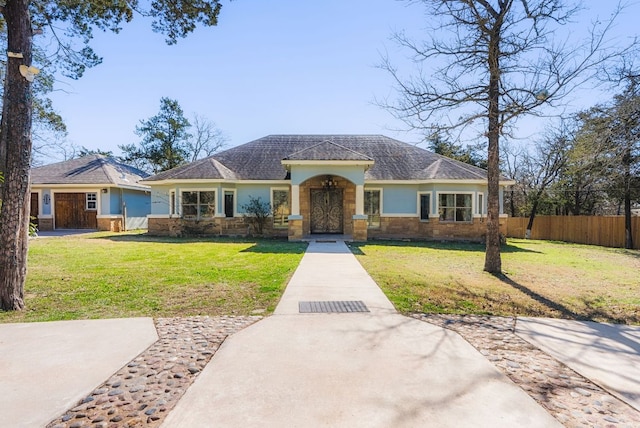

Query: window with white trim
[[419, 193, 430, 221], [86, 192, 97, 210], [478, 193, 484, 215], [181, 191, 215, 220], [272, 189, 290, 228], [364, 189, 381, 228], [438, 193, 472, 222]]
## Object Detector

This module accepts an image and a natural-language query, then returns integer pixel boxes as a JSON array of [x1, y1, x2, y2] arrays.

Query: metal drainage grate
[[299, 300, 369, 313]]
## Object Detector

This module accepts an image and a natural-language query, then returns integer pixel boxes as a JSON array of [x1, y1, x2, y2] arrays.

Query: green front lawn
[[0, 231, 307, 323], [350, 239, 640, 324]]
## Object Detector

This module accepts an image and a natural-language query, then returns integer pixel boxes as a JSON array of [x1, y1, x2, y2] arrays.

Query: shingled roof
[[31, 155, 150, 189], [144, 135, 490, 182]]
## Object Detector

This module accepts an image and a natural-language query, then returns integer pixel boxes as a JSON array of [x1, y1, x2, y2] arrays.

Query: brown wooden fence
[[506, 216, 640, 250]]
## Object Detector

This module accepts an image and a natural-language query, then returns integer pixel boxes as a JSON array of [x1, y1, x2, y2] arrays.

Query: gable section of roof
[[143, 157, 237, 181], [283, 140, 373, 162], [31, 155, 149, 188]]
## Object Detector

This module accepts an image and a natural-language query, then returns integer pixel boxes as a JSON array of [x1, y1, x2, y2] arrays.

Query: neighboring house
[[30, 155, 151, 231], [143, 135, 514, 241]]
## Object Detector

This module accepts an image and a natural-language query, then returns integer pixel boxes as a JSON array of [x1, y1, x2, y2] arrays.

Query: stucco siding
[[236, 184, 271, 214], [379, 185, 419, 214], [291, 165, 366, 185], [150, 186, 172, 215]]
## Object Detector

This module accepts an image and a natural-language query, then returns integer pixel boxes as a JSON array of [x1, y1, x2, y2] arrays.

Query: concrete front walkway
[[162, 241, 560, 427], [0, 318, 157, 428]]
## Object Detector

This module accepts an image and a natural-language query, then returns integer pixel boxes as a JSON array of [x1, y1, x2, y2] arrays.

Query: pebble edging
[[47, 316, 260, 428], [417, 314, 640, 428]]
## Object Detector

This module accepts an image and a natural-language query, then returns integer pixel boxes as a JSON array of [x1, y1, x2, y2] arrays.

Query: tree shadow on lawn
[[493, 273, 636, 325], [91, 234, 308, 254], [348, 240, 540, 256]]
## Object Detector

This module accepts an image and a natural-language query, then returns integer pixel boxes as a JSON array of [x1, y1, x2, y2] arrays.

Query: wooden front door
[[30, 193, 39, 227], [310, 189, 343, 234], [54, 193, 97, 229]]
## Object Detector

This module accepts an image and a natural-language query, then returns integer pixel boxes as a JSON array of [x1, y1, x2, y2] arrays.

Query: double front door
[[310, 189, 343, 234]]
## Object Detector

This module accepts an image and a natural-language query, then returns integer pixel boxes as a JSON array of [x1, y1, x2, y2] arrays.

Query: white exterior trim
[[222, 188, 237, 218], [143, 179, 291, 186], [382, 213, 420, 218], [282, 160, 374, 168], [417, 191, 433, 221]]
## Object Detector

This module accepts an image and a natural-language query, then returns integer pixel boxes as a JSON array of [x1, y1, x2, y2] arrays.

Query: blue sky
[[47, 0, 639, 158]]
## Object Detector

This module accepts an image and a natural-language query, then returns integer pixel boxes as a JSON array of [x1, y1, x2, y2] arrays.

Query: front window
[[439, 193, 472, 222], [272, 189, 290, 228], [364, 190, 381, 228], [86, 193, 97, 210], [419, 193, 430, 221], [182, 191, 215, 220]]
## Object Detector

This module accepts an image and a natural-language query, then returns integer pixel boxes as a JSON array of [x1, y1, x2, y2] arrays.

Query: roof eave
[[281, 159, 375, 171]]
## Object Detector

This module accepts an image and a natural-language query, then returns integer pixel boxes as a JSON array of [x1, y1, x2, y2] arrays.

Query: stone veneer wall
[[148, 217, 288, 238], [97, 217, 123, 232], [37, 217, 53, 231], [367, 217, 507, 241]]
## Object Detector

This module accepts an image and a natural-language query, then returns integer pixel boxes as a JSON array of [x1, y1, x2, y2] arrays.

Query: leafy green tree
[[0, 27, 68, 165], [75, 147, 114, 158], [0, 0, 224, 311], [428, 133, 486, 168], [381, 1, 635, 273], [120, 98, 192, 174]]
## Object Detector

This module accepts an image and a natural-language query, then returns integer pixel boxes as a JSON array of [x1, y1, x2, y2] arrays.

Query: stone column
[[352, 215, 368, 241], [288, 215, 304, 241], [355, 184, 364, 215], [291, 184, 300, 216]]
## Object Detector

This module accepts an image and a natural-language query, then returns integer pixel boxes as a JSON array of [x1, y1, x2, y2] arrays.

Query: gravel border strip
[[416, 314, 640, 428], [47, 316, 261, 428]]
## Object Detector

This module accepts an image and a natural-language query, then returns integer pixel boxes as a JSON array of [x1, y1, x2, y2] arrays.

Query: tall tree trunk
[[623, 146, 633, 249], [525, 196, 540, 239], [484, 27, 502, 274], [509, 189, 516, 217], [0, 0, 34, 311]]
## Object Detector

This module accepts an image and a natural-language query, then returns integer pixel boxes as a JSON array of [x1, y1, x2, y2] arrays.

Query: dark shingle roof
[[284, 140, 374, 162], [144, 135, 489, 182], [31, 155, 150, 189]]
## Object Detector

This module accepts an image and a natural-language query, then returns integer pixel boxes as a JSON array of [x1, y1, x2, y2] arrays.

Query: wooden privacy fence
[[506, 216, 640, 250]]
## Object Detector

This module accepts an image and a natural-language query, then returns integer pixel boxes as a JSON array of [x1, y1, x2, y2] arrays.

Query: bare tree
[[187, 114, 227, 162], [381, 0, 636, 273], [519, 128, 571, 238]]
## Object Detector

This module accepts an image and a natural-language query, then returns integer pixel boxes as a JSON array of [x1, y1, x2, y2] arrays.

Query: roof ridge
[[431, 153, 487, 178], [284, 140, 373, 160]]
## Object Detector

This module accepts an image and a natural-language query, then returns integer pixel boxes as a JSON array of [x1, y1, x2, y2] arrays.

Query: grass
[[4, 232, 638, 325], [350, 239, 640, 325], [0, 231, 307, 323]]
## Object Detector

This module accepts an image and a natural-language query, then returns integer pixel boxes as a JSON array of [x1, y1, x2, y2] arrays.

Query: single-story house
[[30, 155, 151, 231], [143, 134, 513, 241]]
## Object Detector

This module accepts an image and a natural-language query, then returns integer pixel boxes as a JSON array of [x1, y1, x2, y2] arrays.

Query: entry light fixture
[[322, 175, 337, 190]]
